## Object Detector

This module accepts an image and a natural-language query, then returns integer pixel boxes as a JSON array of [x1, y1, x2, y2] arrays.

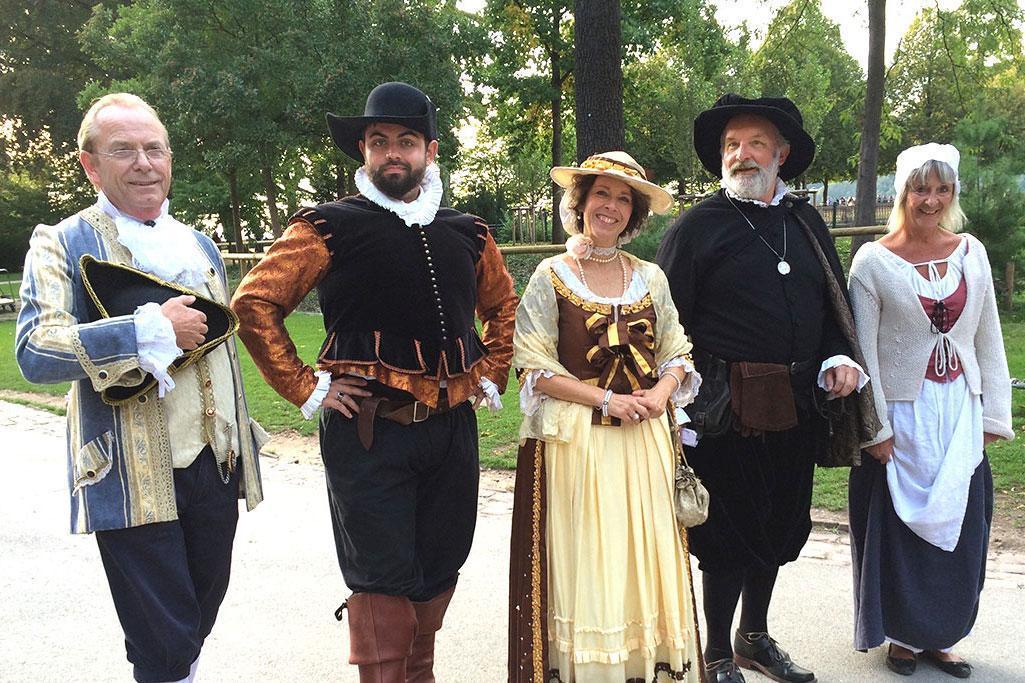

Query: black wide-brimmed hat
[[79, 255, 238, 406], [693, 93, 815, 181], [326, 82, 438, 162]]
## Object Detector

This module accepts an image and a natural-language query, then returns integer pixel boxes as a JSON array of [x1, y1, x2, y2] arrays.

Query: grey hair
[[78, 93, 169, 153], [886, 159, 966, 233]]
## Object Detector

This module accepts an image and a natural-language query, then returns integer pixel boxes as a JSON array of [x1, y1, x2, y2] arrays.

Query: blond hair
[[886, 159, 967, 233], [77, 93, 168, 152]]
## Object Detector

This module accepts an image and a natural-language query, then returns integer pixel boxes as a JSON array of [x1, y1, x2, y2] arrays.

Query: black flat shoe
[[705, 657, 747, 683], [885, 645, 917, 676], [733, 631, 816, 683], [923, 651, 972, 679]]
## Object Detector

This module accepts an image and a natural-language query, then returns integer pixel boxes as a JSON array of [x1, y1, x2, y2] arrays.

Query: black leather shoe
[[734, 631, 816, 683], [886, 645, 917, 676], [924, 651, 972, 678], [705, 658, 747, 683]]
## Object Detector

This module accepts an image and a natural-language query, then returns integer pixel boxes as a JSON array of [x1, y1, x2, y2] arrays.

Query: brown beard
[[371, 161, 425, 200]]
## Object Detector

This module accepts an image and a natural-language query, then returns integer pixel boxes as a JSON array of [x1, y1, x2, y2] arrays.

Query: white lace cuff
[[300, 370, 333, 419], [134, 302, 181, 398], [659, 356, 702, 407], [479, 377, 503, 412], [817, 355, 870, 396], [519, 369, 557, 416]]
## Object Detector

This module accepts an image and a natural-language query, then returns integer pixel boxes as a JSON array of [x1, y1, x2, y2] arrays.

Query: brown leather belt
[[355, 395, 451, 450]]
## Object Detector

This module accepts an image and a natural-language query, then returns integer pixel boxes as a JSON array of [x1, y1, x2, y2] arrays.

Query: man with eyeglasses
[[16, 92, 265, 683]]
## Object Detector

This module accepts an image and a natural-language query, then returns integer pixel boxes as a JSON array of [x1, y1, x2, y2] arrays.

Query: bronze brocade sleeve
[[231, 219, 330, 407], [475, 229, 518, 391]]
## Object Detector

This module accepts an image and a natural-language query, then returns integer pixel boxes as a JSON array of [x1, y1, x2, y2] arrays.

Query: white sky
[[458, 0, 1025, 72]]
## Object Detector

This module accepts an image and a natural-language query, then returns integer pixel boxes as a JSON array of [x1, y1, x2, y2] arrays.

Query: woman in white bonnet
[[847, 143, 1014, 678]]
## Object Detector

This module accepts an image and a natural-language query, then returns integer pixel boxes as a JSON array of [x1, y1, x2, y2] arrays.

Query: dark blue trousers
[[320, 402, 479, 602], [95, 448, 239, 683]]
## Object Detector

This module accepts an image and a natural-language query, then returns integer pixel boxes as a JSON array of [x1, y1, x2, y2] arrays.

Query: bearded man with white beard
[[657, 95, 880, 683]]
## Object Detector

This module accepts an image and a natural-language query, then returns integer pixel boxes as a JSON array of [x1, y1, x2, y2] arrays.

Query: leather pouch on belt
[[729, 362, 798, 436]]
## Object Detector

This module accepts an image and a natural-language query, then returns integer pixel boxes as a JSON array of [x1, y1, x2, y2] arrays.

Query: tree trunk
[[550, 37, 565, 244], [227, 169, 245, 253], [850, 0, 886, 264], [573, 0, 624, 161], [261, 163, 283, 238]]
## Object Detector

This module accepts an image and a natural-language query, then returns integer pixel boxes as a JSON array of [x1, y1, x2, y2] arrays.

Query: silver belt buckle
[[411, 401, 430, 423]]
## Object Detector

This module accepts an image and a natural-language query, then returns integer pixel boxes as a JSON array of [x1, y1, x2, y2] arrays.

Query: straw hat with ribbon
[[550, 151, 674, 243]]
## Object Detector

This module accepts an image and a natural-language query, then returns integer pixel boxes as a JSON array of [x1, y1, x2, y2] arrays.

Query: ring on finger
[[337, 391, 345, 400], [633, 412, 640, 420]]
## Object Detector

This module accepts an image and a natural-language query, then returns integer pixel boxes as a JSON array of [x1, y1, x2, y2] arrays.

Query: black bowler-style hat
[[79, 255, 239, 406], [693, 93, 816, 181], [326, 81, 438, 162]]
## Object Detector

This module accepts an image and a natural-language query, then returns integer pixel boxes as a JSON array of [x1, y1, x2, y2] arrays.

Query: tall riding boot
[[406, 586, 455, 682], [346, 592, 417, 683]]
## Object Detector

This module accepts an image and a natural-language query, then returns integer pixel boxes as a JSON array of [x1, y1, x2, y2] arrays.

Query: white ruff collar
[[722, 178, 789, 208], [355, 162, 443, 227], [97, 193, 209, 289]]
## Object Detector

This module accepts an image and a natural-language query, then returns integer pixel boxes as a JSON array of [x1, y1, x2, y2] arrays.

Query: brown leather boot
[[406, 586, 455, 682], [345, 592, 417, 683]]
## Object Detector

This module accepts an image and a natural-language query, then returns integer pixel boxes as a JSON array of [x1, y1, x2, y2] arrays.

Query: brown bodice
[[550, 270, 659, 425]]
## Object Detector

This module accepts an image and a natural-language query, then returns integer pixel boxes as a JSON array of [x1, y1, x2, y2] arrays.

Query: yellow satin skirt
[[544, 404, 702, 682]]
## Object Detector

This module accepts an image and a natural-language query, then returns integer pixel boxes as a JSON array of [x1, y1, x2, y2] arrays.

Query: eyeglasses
[[94, 148, 173, 162]]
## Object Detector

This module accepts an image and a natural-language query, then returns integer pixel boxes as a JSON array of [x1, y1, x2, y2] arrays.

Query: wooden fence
[[221, 224, 888, 273]]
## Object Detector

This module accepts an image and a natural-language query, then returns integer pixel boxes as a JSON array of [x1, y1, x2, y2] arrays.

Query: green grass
[[811, 316, 1025, 510], [0, 321, 70, 398], [0, 395, 66, 416], [2, 315, 526, 458], [4, 306, 1024, 512]]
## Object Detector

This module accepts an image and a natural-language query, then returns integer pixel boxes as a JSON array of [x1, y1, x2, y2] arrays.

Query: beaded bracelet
[[596, 388, 613, 417], [665, 371, 683, 394]]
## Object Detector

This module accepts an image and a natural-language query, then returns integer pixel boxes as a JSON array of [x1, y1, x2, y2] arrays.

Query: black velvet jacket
[[298, 196, 490, 378], [657, 190, 851, 366]]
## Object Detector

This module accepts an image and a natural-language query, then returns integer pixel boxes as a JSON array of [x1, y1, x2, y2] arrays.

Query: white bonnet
[[894, 143, 961, 196]]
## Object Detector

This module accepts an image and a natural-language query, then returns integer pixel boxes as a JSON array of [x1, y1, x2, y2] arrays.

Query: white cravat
[[98, 192, 209, 289], [354, 162, 443, 227], [97, 193, 209, 397]]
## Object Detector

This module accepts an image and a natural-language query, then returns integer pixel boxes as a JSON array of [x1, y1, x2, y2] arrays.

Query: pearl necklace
[[588, 245, 619, 263], [574, 251, 630, 297]]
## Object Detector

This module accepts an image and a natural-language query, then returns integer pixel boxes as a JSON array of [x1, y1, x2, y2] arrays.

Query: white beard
[[722, 153, 781, 200]]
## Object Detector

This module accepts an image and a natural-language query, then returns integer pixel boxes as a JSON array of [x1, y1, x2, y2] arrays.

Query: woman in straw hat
[[507, 151, 703, 682], [848, 143, 1014, 678]]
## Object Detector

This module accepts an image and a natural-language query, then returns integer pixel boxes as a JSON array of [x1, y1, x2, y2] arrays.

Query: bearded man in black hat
[[656, 94, 880, 683], [231, 82, 517, 681]]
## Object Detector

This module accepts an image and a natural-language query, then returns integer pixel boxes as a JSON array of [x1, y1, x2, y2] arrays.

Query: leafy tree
[[623, 0, 755, 194], [851, 0, 886, 261], [884, 0, 1025, 287], [886, 0, 1025, 161], [0, 169, 59, 270], [477, 0, 574, 241], [0, 0, 108, 161], [954, 106, 1025, 278], [75, 0, 475, 249], [752, 0, 863, 193]]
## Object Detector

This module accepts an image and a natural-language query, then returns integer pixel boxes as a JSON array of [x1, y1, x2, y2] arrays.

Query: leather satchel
[[729, 361, 798, 436], [668, 408, 709, 528]]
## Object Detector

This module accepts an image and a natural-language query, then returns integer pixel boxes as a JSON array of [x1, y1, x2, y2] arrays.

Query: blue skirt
[[848, 453, 992, 651]]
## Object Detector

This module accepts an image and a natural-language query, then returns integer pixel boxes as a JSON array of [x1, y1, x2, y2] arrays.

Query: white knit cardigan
[[848, 234, 1014, 447]]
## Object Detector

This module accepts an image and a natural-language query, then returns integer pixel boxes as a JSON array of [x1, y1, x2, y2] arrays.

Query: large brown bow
[[584, 312, 656, 391]]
